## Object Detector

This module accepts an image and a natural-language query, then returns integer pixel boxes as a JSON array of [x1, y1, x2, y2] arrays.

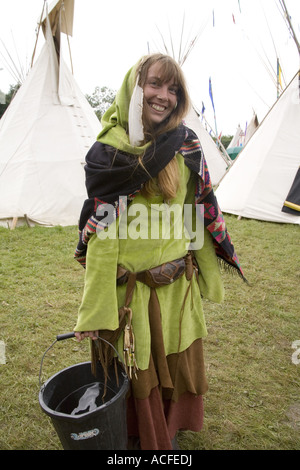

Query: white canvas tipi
[[228, 113, 259, 149], [228, 124, 244, 149], [215, 71, 300, 225], [0, 1, 100, 227]]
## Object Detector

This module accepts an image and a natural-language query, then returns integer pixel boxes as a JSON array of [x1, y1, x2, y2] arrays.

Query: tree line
[[0, 83, 21, 118]]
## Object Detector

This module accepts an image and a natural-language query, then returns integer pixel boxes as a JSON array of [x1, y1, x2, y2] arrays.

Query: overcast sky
[[0, 0, 300, 135]]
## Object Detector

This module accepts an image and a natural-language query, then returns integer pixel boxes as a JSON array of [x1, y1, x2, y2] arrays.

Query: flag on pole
[[209, 77, 218, 137], [209, 77, 215, 112]]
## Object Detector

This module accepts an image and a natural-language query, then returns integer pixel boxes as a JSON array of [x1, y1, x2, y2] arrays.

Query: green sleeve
[[74, 227, 120, 332]]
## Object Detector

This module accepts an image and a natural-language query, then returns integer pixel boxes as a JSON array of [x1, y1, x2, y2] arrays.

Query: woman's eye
[[169, 87, 178, 95]]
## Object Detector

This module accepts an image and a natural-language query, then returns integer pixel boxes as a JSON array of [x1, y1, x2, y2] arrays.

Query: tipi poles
[[279, 0, 300, 56], [31, 0, 46, 68]]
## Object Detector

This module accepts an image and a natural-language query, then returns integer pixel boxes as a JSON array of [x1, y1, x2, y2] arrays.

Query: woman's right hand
[[74, 331, 99, 342]]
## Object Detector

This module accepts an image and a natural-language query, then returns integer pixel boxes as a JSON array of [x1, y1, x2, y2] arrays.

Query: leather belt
[[117, 252, 195, 289]]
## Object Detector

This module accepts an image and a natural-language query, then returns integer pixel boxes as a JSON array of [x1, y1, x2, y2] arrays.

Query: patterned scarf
[[74, 122, 246, 281]]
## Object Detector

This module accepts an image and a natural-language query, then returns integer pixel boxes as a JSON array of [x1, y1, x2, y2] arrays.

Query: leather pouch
[[138, 258, 186, 288], [117, 257, 186, 288]]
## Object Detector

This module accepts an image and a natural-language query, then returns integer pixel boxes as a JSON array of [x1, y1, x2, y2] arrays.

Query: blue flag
[[209, 77, 215, 113]]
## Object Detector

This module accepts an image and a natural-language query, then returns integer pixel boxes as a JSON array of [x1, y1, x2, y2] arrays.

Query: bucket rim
[[39, 361, 129, 420]]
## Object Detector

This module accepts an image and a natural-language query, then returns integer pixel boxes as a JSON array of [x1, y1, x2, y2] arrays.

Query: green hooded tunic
[[75, 154, 224, 370], [74, 58, 225, 370]]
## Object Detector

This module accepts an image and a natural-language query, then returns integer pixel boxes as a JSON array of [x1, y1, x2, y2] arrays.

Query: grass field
[[0, 216, 299, 450]]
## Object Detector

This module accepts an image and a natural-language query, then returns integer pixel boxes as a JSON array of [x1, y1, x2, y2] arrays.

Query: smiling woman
[[73, 53, 245, 450]]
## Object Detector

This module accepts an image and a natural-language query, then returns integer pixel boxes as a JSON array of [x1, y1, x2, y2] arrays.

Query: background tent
[[227, 146, 242, 161], [228, 124, 244, 149], [0, 1, 100, 228], [215, 71, 300, 225], [226, 125, 244, 161], [227, 113, 259, 161]]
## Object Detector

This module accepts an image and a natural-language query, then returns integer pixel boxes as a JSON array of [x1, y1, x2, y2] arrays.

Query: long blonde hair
[[137, 54, 190, 201]]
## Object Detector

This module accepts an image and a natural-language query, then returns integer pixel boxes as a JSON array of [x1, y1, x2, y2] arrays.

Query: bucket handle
[[39, 332, 127, 388]]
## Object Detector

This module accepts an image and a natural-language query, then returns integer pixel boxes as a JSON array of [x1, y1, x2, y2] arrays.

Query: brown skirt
[[127, 389, 204, 450], [127, 288, 208, 450], [94, 287, 208, 450]]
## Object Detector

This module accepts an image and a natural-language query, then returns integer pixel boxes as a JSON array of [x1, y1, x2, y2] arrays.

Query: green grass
[[0, 217, 299, 450]]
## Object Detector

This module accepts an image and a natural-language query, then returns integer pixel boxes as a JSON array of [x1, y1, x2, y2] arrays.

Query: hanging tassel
[[90, 308, 128, 399], [123, 307, 138, 379], [128, 76, 144, 147]]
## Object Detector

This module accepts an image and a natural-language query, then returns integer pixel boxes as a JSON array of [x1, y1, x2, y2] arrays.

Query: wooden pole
[[10, 217, 18, 230], [280, 0, 300, 56], [31, 0, 46, 68]]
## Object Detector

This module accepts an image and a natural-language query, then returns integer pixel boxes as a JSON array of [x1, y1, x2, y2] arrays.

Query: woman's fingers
[[74, 331, 99, 342]]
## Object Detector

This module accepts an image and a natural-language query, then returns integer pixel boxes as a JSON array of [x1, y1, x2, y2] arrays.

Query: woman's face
[[143, 62, 178, 127]]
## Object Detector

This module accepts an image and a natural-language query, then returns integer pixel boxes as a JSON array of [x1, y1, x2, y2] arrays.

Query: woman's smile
[[150, 103, 167, 112]]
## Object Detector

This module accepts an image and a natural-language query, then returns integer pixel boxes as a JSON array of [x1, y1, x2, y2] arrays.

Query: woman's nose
[[157, 85, 168, 100]]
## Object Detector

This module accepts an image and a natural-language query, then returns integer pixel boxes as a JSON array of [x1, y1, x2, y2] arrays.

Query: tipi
[[0, 0, 100, 228], [228, 124, 245, 149], [228, 113, 259, 149], [215, 71, 300, 225], [226, 113, 259, 161]]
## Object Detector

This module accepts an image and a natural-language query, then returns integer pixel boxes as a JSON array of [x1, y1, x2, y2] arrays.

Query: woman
[[74, 54, 245, 450]]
